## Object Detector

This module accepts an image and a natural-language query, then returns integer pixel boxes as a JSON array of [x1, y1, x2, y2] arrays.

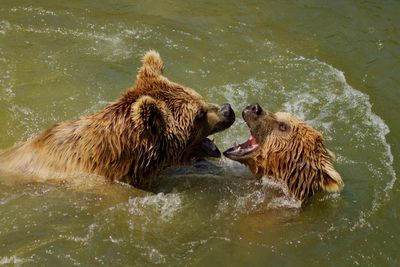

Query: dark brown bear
[[0, 51, 235, 188]]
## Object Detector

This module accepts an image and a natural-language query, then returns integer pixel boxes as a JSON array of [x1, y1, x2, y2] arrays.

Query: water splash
[[128, 192, 182, 221], [0, 6, 397, 265], [66, 223, 98, 245], [212, 50, 396, 231], [262, 178, 302, 209]]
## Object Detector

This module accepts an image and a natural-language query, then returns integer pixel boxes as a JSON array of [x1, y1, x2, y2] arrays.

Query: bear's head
[[223, 103, 343, 202], [125, 51, 235, 185]]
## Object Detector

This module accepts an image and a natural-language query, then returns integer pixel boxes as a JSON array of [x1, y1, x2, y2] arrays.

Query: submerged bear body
[[0, 51, 235, 188]]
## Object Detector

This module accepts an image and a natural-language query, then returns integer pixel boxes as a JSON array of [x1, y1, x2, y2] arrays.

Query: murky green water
[[0, 1, 399, 266]]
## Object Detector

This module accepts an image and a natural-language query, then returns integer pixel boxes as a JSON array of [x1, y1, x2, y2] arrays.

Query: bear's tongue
[[201, 138, 221, 158], [223, 134, 259, 159], [247, 135, 258, 146]]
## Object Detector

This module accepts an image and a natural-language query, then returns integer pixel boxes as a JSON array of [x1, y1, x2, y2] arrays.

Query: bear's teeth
[[234, 146, 241, 152]]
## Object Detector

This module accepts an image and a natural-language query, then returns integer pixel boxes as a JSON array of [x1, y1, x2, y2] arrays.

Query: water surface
[[0, 1, 399, 266]]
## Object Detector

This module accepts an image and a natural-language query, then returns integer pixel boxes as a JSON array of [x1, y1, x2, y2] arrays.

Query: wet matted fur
[[224, 104, 343, 203], [0, 51, 235, 188]]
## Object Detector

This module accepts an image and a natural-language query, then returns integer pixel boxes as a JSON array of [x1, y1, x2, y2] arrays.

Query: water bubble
[[0, 20, 11, 35]]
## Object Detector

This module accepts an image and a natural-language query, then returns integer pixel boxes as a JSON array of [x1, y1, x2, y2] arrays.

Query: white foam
[[0, 256, 28, 265]]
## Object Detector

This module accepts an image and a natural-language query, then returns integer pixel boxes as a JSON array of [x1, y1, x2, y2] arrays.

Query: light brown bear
[[0, 50, 235, 189], [224, 103, 343, 203]]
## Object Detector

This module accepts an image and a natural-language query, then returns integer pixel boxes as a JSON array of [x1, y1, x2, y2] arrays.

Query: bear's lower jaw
[[185, 138, 222, 159], [223, 135, 259, 160], [201, 138, 221, 158]]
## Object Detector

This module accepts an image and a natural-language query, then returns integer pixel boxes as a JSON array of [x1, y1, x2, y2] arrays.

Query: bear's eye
[[278, 122, 289, 132], [196, 110, 207, 120]]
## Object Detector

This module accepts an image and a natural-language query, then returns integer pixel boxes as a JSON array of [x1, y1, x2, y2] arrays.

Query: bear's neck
[[258, 152, 321, 202]]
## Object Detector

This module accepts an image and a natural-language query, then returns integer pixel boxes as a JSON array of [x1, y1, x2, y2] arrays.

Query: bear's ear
[[320, 158, 344, 193], [138, 50, 164, 78], [131, 96, 168, 136]]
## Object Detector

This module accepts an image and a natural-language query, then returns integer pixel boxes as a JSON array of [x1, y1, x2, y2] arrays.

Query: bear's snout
[[242, 103, 263, 121], [219, 103, 235, 121], [208, 104, 235, 135]]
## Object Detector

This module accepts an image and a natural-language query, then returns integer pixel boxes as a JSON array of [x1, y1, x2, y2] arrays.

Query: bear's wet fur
[[224, 104, 343, 203], [0, 51, 235, 188]]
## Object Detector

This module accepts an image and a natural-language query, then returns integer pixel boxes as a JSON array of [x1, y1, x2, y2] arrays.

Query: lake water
[[0, 1, 399, 266]]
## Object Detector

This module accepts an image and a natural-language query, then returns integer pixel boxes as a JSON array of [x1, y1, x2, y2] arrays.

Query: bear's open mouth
[[201, 137, 221, 157], [223, 134, 259, 159]]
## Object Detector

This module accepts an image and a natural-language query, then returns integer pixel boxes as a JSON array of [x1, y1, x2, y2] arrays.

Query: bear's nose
[[243, 103, 263, 118], [220, 103, 235, 119]]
